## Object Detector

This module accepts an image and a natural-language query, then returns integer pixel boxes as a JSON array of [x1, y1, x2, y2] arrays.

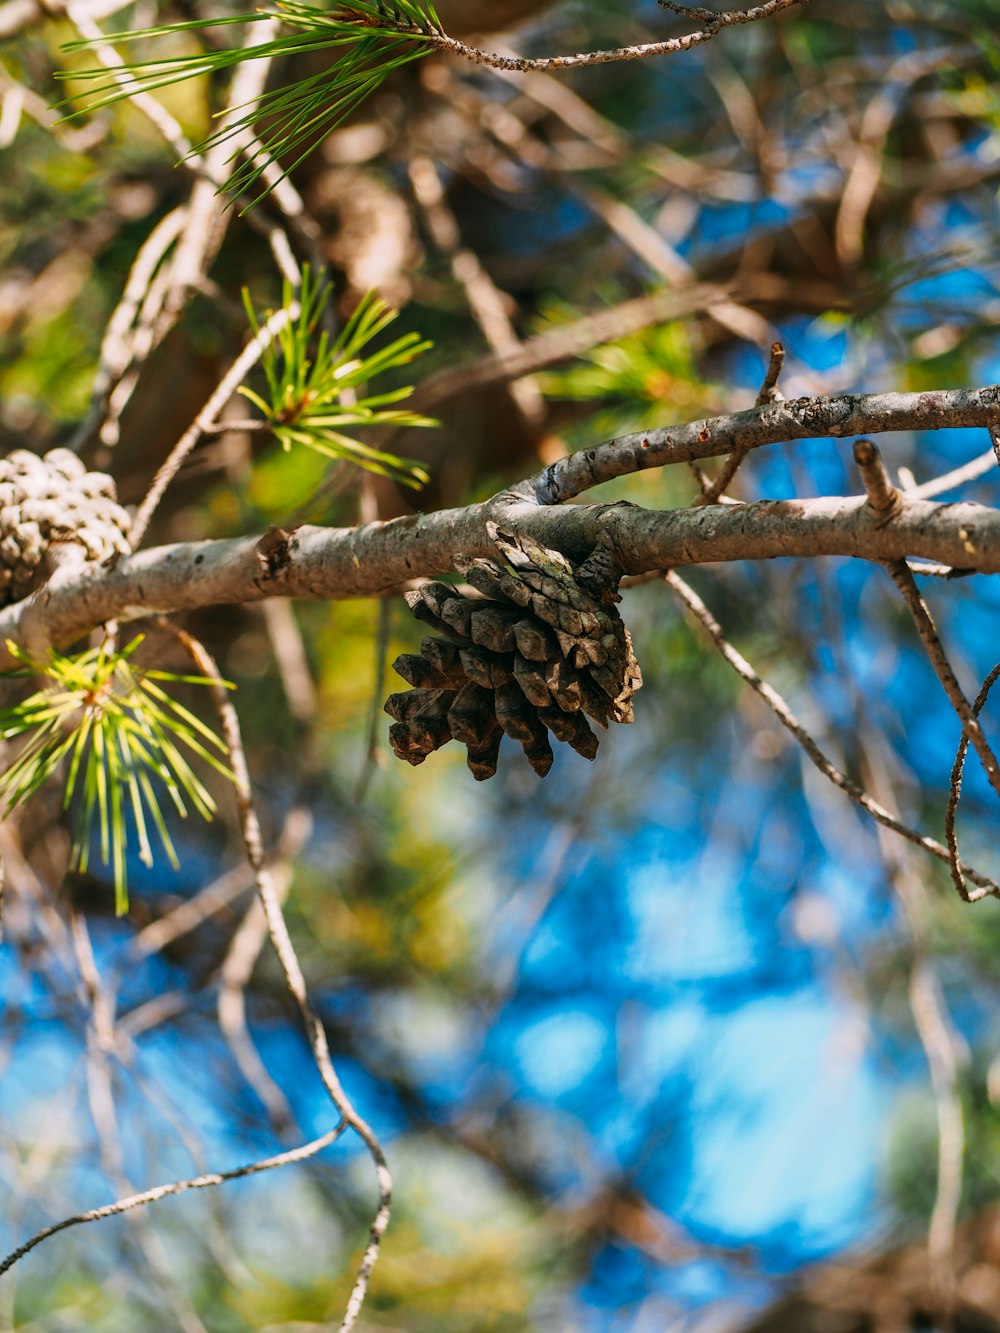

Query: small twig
[[755, 341, 786, 407], [214, 814, 312, 1140], [129, 306, 295, 547], [694, 342, 785, 506], [412, 284, 721, 414], [61, 12, 305, 466], [153, 18, 300, 317], [421, 0, 810, 73], [123, 1061, 257, 1289], [261, 600, 318, 725], [212, 809, 310, 1137], [218, 896, 298, 1139], [909, 444, 1000, 500], [200, 419, 273, 437], [66, 5, 193, 161], [686, 459, 714, 497], [945, 663, 1000, 902], [0, 1129, 344, 1278], [562, 181, 769, 345], [67, 206, 188, 454], [883, 559, 1000, 803], [0, 56, 104, 151], [408, 151, 545, 427], [834, 87, 894, 271], [118, 992, 188, 1039], [907, 561, 975, 580], [161, 621, 392, 1333], [693, 445, 751, 506], [665, 570, 1000, 897], [687, 460, 744, 505], [854, 438, 900, 514], [128, 865, 253, 959]]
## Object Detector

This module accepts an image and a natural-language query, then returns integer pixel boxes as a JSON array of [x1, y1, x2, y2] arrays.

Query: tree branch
[[384, 0, 811, 73], [532, 384, 1000, 502], [2, 386, 999, 667], [2, 488, 1000, 669]]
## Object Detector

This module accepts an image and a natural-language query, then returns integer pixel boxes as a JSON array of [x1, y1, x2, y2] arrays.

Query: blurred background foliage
[[4, 0, 1000, 1328]]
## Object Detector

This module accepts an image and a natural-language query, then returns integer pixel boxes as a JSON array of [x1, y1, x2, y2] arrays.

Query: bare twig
[[408, 151, 545, 426], [128, 865, 253, 959], [908, 442, 1000, 499], [573, 180, 772, 346], [832, 50, 946, 270], [161, 622, 392, 1333], [260, 599, 319, 724], [201, 419, 274, 437], [67, 207, 188, 454], [66, 5, 194, 161], [61, 11, 307, 459], [691, 446, 751, 506], [411, 284, 720, 411], [0, 0, 128, 41], [883, 560, 1000, 803], [129, 306, 294, 547], [534, 383, 1000, 503], [218, 896, 298, 1138], [664, 570, 1000, 898], [854, 438, 901, 514], [910, 951, 964, 1312], [945, 663, 1000, 901], [835, 88, 896, 271], [0, 56, 105, 151], [692, 343, 787, 506], [756, 341, 786, 407], [417, 0, 811, 72], [216, 809, 312, 1139], [0, 1129, 345, 1278], [158, 18, 303, 310]]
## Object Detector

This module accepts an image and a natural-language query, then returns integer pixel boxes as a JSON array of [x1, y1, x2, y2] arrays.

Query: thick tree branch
[[2, 383, 999, 668], [3, 490, 1000, 669]]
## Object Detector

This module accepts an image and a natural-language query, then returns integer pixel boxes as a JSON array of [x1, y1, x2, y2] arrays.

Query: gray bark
[[2, 383, 999, 670]]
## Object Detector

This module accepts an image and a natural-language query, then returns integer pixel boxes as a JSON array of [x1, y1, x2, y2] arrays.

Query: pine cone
[[0, 449, 131, 605], [385, 524, 642, 780]]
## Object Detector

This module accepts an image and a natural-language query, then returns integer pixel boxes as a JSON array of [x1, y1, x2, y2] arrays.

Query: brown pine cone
[[0, 449, 131, 604], [385, 524, 642, 780]]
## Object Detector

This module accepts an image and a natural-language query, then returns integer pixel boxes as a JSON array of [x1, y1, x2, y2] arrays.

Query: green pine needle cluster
[[60, 0, 443, 204], [241, 270, 436, 486], [0, 637, 234, 915]]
